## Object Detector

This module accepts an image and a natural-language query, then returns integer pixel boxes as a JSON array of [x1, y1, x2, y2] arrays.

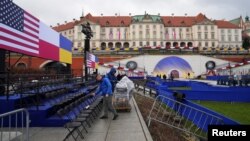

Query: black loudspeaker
[[66, 64, 71, 74], [173, 91, 186, 101], [0, 49, 6, 95]]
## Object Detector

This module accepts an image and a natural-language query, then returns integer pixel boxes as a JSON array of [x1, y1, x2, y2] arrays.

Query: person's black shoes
[[100, 116, 108, 119], [113, 114, 118, 120]]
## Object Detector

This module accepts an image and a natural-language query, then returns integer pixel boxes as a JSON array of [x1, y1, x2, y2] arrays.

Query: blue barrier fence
[[144, 77, 247, 130], [158, 91, 239, 131]]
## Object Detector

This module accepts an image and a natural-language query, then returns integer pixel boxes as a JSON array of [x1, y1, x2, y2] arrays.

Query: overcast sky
[[14, 0, 250, 26]]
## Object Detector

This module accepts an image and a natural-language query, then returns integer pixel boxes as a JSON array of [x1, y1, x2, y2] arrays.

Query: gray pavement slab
[[106, 132, 146, 141]]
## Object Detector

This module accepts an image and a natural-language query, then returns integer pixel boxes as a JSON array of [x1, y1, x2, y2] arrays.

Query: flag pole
[[81, 22, 93, 82], [84, 40, 89, 81]]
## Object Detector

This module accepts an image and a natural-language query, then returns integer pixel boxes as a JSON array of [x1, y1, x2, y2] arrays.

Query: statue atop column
[[81, 22, 93, 39]]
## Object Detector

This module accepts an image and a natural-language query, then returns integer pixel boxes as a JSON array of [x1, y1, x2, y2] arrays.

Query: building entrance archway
[[170, 70, 179, 78]]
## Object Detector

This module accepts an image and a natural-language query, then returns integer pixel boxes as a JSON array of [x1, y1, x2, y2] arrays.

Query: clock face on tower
[[126, 61, 138, 70], [206, 61, 216, 70]]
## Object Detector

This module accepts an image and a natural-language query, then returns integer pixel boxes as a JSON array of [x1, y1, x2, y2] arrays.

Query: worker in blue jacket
[[107, 67, 118, 92], [93, 74, 118, 120]]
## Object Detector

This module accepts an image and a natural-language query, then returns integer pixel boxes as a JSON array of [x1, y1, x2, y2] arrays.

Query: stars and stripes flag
[[86, 52, 99, 69], [109, 28, 113, 40], [0, 0, 73, 64], [0, 0, 39, 55]]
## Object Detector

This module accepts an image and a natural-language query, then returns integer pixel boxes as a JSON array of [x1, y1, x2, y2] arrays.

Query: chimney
[[50, 25, 53, 28], [129, 13, 131, 16], [185, 13, 187, 17], [73, 18, 76, 21], [101, 13, 103, 17], [115, 13, 117, 17], [65, 21, 67, 24], [171, 13, 174, 17], [57, 23, 60, 26], [158, 13, 160, 16]]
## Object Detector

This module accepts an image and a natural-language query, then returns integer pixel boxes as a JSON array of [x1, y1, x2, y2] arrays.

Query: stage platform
[[145, 77, 250, 102], [176, 78, 229, 87]]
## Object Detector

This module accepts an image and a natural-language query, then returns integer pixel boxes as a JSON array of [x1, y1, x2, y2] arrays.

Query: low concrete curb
[[132, 96, 153, 141]]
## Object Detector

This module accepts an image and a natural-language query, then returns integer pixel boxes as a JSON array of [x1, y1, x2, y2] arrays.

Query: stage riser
[[0, 84, 98, 127], [0, 96, 97, 127]]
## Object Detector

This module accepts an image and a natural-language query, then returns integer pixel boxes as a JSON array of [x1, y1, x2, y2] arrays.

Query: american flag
[[86, 52, 99, 69], [0, 0, 39, 55]]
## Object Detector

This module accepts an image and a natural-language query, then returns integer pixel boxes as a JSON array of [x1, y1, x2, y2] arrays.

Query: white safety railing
[[0, 108, 30, 141]]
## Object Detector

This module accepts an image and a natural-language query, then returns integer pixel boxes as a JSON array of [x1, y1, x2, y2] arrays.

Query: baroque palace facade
[[53, 12, 242, 51]]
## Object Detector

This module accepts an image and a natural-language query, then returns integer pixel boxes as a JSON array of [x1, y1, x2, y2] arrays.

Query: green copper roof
[[230, 17, 242, 25], [132, 14, 162, 23]]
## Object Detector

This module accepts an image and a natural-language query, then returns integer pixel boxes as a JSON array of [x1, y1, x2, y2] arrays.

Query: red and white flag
[[173, 31, 176, 40], [117, 29, 120, 40], [165, 31, 169, 40]]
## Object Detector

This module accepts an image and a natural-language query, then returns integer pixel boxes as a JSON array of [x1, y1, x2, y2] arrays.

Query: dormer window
[[106, 21, 110, 25]]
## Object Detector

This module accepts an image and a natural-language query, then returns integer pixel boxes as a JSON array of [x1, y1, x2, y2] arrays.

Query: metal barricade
[[147, 95, 224, 139], [0, 108, 30, 141]]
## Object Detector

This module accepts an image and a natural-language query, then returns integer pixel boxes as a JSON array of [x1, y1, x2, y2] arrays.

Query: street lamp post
[[81, 22, 93, 81], [228, 62, 232, 76]]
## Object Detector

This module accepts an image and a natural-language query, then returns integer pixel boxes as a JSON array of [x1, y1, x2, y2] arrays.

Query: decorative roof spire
[[245, 14, 249, 22], [82, 8, 84, 17]]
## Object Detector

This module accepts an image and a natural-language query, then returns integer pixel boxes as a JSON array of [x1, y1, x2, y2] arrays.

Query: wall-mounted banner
[[0, 0, 72, 64]]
